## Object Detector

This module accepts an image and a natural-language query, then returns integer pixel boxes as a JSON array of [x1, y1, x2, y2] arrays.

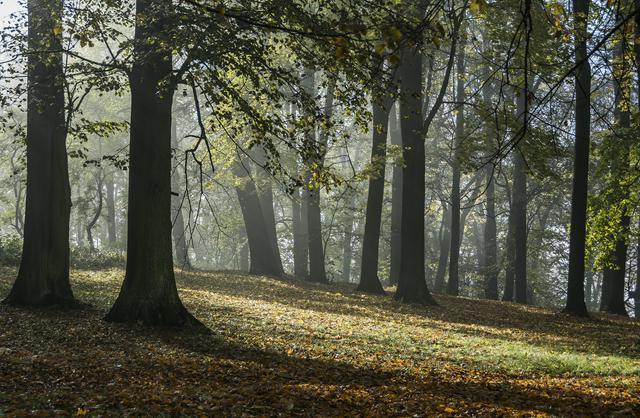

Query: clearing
[[0, 267, 639, 416]]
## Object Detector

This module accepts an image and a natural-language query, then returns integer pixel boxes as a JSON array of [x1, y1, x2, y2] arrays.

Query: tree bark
[[393, 28, 435, 305], [105, 0, 200, 327], [389, 103, 402, 286], [513, 91, 528, 304], [434, 205, 451, 293], [292, 187, 308, 278], [233, 160, 283, 277], [447, 31, 466, 296], [341, 191, 355, 282], [86, 170, 104, 253], [564, 0, 591, 316], [503, 197, 516, 302], [105, 172, 117, 247], [358, 66, 392, 294], [4, 0, 76, 307], [170, 113, 190, 268]]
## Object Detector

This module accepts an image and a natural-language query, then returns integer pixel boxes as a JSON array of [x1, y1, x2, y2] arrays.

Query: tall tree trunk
[[393, 20, 435, 305], [482, 43, 498, 300], [389, 103, 402, 286], [105, 0, 199, 327], [602, 11, 631, 317], [304, 72, 334, 284], [358, 64, 393, 294], [86, 170, 104, 253], [447, 32, 466, 296], [171, 113, 190, 268], [233, 160, 283, 277], [292, 188, 308, 278], [503, 198, 516, 302], [434, 205, 451, 293], [105, 172, 117, 247], [513, 91, 528, 304], [4, 0, 76, 307], [341, 191, 355, 282], [564, 0, 591, 316], [255, 147, 284, 274]]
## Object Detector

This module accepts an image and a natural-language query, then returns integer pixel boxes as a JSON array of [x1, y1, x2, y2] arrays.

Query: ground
[[0, 267, 639, 417]]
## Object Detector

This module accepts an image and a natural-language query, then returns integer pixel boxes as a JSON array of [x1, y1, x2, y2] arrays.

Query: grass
[[0, 267, 639, 416]]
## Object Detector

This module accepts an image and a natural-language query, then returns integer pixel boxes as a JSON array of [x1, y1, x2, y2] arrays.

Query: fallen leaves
[[0, 266, 638, 416]]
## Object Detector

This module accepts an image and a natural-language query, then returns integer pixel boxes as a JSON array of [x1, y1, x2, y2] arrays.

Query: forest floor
[[0, 267, 639, 417]]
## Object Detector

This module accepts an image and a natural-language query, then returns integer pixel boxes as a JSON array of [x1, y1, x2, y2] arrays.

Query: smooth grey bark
[[564, 0, 590, 316], [389, 103, 402, 286], [105, 172, 117, 247], [513, 92, 528, 304], [447, 31, 466, 297], [4, 0, 76, 307], [341, 191, 355, 282], [358, 63, 393, 294], [233, 159, 283, 277], [503, 193, 516, 302], [105, 0, 200, 327], [434, 204, 451, 293], [292, 187, 308, 278], [170, 114, 190, 268], [86, 170, 104, 253]]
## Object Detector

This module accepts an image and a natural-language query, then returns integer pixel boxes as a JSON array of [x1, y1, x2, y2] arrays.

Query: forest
[[0, 0, 639, 416]]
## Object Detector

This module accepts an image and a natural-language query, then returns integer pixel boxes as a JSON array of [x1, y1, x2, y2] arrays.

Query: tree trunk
[[171, 113, 190, 268], [393, 31, 435, 305], [447, 33, 466, 297], [434, 205, 451, 293], [358, 70, 392, 294], [513, 91, 528, 304], [341, 191, 355, 282], [105, 172, 117, 247], [4, 0, 76, 307], [389, 103, 402, 286], [304, 72, 334, 284], [86, 170, 104, 253], [564, 0, 590, 316], [503, 199, 516, 302], [105, 0, 200, 327], [233, 160, 283, 277], [254, 147, 284, 274], [292, 188, 308, 278], [602, 11, 631, 317], [482, 42, 498, 300]]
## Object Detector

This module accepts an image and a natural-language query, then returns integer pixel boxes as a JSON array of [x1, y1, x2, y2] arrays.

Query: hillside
[[0, 267, 638, 417]]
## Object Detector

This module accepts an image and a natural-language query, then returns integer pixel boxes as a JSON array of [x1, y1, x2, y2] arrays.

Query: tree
[[563, 0, 591, 316], [4, 0, 76, 307], [388, 103, 402, 286], [358, 58, 393, 295], [446, 25, 466, 297], [513, 90, 528, 305], [105, 0, 200, 327]]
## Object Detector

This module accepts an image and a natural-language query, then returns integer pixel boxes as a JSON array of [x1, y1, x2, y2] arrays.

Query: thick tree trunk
[[389, 103, 402, 286], [358, 74, 392, 294], [393, 36, 435, 305], [564, 0, 591, 316], [447, 34, 466, 297], [233, 160, 283, 277], [105, 0, 200, 327], [254, 147, 284, 274], [513, 92, 528, 304], [4, 0, 76, 307], [434, 205, 451, 293]]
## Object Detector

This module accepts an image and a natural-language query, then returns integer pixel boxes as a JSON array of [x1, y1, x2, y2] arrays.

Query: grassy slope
[[0, 267, 639, 417]]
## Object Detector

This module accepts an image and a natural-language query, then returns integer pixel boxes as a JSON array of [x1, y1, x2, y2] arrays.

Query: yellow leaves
[[76, 408, 90, 416], [52, 25, 63, 36], [469, 0, 487, 15]]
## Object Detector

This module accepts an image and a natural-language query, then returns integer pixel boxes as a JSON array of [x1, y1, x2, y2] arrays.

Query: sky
[[0, 0, 18, 24]]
